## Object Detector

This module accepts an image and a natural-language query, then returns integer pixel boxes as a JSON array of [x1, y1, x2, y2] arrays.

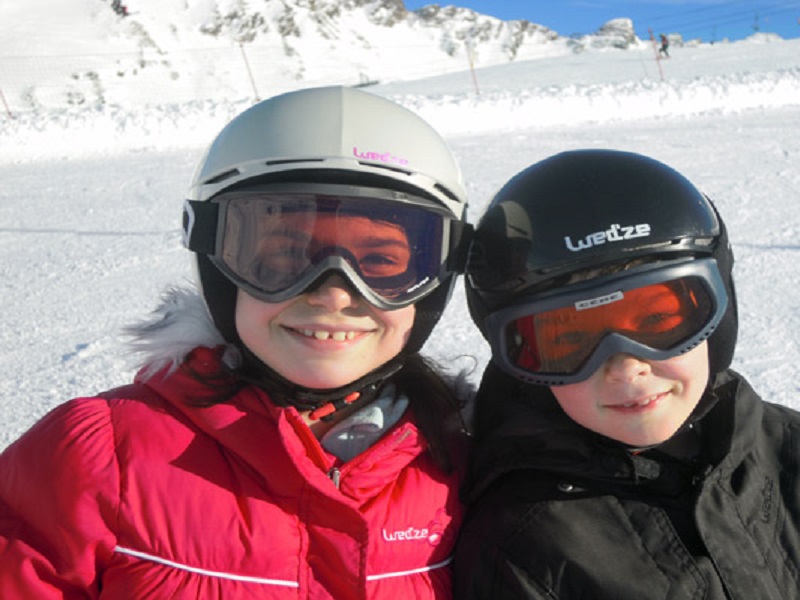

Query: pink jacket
[[0, 292, 463, 599]]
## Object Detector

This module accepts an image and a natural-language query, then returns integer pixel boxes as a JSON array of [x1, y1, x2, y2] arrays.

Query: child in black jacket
[[454, 149, 800, 599]]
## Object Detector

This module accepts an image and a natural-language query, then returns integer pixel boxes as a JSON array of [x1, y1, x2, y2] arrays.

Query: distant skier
[[659, 33, 670, 58], [110, 0, 128, 16]]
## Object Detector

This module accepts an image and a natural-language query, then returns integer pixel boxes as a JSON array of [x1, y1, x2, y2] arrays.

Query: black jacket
[[454, 367, 800, 599]]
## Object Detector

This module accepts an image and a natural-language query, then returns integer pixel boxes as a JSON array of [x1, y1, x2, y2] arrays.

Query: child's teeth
[[623, 396, 655, 408], [301, 329, 356, 341]]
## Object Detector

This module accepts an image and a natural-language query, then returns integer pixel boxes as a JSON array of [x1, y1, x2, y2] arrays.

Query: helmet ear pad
[[708, 275, 737, 374], [404, 273, 456, 355], [707, 208, 738, 374], [196, 254, 240, 346]]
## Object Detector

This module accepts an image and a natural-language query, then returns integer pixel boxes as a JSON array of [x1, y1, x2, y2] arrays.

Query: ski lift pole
[[0, 89, 12, 119], [465, 37, 480, 96], [238, 43, 260, 102], [648, 28, 665, 82]]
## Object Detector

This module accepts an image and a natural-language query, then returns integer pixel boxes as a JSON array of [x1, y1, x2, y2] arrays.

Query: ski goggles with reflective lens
[[484, 258, 728, 385], [182, 183, 468, 310]]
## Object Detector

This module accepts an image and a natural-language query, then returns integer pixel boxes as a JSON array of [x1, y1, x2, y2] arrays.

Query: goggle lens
[[507, 278, 714, 374], [202, 189, 452, 308]]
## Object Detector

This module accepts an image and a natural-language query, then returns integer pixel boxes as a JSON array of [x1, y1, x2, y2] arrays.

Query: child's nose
[[603, 353, 652, 382], [305, 274, 361, 310]]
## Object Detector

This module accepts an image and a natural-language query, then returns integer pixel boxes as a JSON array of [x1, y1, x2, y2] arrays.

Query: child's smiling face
[[235, 274, 414, 391], [550, 342, 710, 447]]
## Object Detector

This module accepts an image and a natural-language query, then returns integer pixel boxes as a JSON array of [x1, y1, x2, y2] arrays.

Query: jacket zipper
[[327, 426, 415, 492], [328, 467, 341, 489]]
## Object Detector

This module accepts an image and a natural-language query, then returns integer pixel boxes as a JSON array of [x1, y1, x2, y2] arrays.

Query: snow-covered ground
[[2, 36, 799, 450]]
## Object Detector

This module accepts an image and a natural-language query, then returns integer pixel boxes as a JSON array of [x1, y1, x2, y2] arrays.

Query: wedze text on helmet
[[353, 147, 409, 167], [565, 223, 651, 252]]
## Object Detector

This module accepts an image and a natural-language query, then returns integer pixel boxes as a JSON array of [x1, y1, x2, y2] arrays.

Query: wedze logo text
[[381, 510, 447, 546], [353, 147, 409, 167], [565, 222, 651, 252]]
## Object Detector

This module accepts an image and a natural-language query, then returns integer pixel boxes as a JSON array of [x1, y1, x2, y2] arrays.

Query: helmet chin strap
[[237, 346, 404, 422]]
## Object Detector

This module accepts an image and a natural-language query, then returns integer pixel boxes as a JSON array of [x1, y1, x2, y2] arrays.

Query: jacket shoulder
[[0, 396, 124, 594], [1, 384, 180, 504], [2, 396, 118, 470]]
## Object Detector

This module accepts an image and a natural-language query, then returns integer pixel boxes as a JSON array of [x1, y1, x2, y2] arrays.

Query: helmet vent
[[204, 168, 241, 185], [434, 182, 460, 203], [358, 161, 411, 176], [266, 158, 325, 166]]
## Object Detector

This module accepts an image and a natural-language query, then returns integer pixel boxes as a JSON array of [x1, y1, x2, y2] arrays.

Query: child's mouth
[[609, 392, 667, 412]]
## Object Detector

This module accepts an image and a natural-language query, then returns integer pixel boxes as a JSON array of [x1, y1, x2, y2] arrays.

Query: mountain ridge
[[1, 0, 650, 109]]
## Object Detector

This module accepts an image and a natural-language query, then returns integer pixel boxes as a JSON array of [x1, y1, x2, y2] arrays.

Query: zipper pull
[[328, 467, 341, 489]]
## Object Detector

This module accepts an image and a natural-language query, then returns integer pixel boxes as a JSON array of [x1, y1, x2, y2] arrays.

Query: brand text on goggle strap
[[564, 223, 651, 252]]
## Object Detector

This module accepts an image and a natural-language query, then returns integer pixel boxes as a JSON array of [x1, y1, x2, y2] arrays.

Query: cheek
[[383, 305, 415, 344], [551, 383, 594, 424], [660, 342, 710, 391], [235, 292, 284, 338]]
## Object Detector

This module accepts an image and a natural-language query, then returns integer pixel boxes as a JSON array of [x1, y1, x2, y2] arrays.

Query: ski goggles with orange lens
[[484, 258, 728, 385], [183, 183, 467, 310]]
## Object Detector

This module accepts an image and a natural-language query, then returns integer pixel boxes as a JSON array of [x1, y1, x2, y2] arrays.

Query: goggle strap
[[183, 200, 220, 255], [446, 221, 473, 273]]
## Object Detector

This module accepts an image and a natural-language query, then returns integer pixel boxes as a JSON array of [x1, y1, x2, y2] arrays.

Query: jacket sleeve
[[0, 398, 120, 598]]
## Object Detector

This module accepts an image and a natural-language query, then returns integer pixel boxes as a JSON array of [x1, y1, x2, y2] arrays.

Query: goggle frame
[[183, 182, 466, 310], [484, 257, 728, 385]]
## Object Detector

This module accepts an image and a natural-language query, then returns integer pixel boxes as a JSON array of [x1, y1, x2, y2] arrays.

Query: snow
[[2, 28, 800, 449]]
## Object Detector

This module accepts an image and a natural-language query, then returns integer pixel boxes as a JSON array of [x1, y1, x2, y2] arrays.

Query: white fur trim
[[123, 286, 236, 379]]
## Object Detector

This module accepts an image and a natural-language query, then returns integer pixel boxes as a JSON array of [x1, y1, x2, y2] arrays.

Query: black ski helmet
[[466, 149, 738, 376], [182, 86, 469, 406]]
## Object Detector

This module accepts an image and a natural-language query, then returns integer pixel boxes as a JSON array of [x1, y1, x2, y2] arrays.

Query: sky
[[404, 1, 800, 42], [1, 32, 799, 449]]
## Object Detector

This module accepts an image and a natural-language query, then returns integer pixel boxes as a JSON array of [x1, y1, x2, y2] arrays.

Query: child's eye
[[361, 253, 396, 265], [359, 253, 404, 276], [283, 247, 308, 258], [555, 331, 589, 344], [639, 312, 682, 332], [256, 246, 308, 273], [551, 331, 591, 352]]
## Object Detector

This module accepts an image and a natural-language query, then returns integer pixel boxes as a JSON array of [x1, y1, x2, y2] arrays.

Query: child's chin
[[296, 373, 366, 392], [619, 428, 678, 448]]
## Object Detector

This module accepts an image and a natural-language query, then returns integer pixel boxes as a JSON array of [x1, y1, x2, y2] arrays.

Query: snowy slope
[[0, 8, 799, 449]]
